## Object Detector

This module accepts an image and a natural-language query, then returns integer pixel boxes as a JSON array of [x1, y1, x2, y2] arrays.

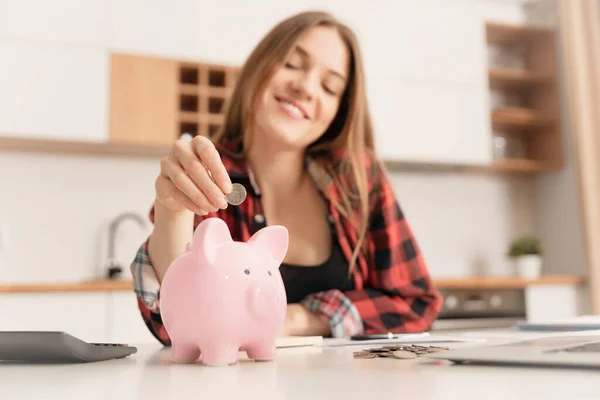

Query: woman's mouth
[[275, 96, 309, 120]]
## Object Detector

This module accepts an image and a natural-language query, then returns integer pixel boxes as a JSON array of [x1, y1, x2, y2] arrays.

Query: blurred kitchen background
[[1, 0, 599, 343]]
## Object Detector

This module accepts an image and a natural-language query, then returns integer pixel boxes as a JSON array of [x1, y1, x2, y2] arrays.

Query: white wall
[[1, 0, 577, 284]]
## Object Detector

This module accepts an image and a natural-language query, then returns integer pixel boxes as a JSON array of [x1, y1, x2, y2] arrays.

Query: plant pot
[[514, 255, 542, 279]]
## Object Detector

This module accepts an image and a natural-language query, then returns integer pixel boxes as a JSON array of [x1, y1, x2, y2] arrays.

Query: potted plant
[[507, 236, 542, 279]]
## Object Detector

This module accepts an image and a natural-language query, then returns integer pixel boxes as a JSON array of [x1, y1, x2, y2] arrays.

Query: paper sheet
[[276, 336, 323, 348], [321, 334, 486, 347]]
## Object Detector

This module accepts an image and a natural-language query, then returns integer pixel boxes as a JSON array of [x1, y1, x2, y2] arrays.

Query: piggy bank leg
[[170, 343, 201, 363], [245, 342, 276, 361], [200, 344, 240, 366]]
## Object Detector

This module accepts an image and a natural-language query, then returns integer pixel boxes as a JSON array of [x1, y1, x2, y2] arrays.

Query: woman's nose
[[290, 73, 318, 100]]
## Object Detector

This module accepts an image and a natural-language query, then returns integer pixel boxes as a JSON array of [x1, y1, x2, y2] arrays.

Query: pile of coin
[[353, 344, 450, 360]]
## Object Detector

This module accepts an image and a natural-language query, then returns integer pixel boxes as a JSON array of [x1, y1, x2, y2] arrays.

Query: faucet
[[105, 212, 147, 280]]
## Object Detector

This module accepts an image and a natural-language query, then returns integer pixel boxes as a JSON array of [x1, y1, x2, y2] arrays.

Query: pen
[[350, 332, 431, 341]]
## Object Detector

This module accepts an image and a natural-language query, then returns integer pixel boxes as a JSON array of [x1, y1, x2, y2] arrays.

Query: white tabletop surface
[[2, 330, 600, 400]]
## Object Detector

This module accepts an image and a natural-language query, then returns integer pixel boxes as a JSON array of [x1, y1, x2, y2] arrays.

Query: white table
[[2, 331, 600, 400]]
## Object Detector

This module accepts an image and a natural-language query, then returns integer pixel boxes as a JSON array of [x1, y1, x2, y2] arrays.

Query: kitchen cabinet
[[362, 3, 487, 85], [108, 53, 238, 145], [107, 291, 161, 344], [361, 3, 492, 165], [0, 292, 110, 343], [0, 290, 159, 345], [0, 275, 589, 345], [368, 78, 492, 165], [0, 39, 108, 142]]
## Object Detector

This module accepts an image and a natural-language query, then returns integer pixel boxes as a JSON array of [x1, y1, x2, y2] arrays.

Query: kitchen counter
[[3, 332, 600, 400], [0, 275, 585, 294]]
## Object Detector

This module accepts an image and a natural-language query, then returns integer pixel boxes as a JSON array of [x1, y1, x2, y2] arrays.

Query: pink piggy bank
[[159, 217, 289, 366]]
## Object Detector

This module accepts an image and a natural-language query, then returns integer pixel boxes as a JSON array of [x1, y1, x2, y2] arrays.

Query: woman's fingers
[[156, 136, 232, 215], [173, 139, 228, 210], [191, 136, 233, 194], [160, 156, 216, 213], [155, 175, 207, 215]]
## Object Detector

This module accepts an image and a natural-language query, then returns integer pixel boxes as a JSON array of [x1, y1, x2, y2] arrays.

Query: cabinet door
[[362, 1, 487, 85], [107, 291, 160, 345], [368, 77, 492, 165], [361, 2, 492, 165], [0, 292, 110, 343], [0, 39, 108, 142], [108, 53, 179, 146]]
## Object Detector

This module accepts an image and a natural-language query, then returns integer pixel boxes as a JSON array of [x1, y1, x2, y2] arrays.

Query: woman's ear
[[248, 225, 289, 266]]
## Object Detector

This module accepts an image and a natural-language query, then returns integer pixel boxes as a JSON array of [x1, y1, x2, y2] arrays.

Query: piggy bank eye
[[244, 269, 250, 275], [268, 271, 272, 276]]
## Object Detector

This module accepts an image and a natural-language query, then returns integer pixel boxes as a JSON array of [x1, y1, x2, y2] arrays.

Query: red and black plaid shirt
[[131, 144, 443, 344]]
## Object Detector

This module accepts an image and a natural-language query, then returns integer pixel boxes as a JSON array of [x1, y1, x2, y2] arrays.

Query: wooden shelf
[[489, 68, 553, 90], [0, 280, 134, 294], [491, 108, 555, 130], [178, 112, 225, 124], [435, 275, 586, 290], [0, 276, 585, 294], [176, 62, 238, 138], [485, 21, 563, 171], [179, 84, 232, 98], [487, 159, 548, 173], [486, 22, 555, 46], [0, 136, 170, 158]]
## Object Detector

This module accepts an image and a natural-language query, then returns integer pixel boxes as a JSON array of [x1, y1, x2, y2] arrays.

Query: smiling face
[[251, 25, 350, 152]]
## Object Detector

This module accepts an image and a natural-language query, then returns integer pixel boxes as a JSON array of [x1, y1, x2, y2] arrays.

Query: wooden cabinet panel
[[0, 39, 108, 141], [108, 53, 179, 146]]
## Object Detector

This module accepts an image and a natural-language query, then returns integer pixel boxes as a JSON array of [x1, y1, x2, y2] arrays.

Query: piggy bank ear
[[248, 225, 289, 265], [191, 217, 232, 263]]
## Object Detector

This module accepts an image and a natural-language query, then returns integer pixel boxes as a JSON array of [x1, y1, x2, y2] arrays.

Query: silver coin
[[225, 183, 247, 206], [392, 350, 418, 360], [353, 352, 376, 359]]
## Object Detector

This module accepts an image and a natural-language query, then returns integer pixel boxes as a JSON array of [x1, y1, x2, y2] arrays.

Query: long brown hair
[[212, 10, 376, 274]]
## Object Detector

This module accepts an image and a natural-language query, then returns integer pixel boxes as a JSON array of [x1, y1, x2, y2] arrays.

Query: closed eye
[[323, 85, 337, 95]]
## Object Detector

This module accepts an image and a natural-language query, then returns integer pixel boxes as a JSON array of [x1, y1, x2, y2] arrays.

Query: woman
[[131, 10, 442, 344]]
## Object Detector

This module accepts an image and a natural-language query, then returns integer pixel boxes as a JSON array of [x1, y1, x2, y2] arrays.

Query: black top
[[279, 231, 354, 304]]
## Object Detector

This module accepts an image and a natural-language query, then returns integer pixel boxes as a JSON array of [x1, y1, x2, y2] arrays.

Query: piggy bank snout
[[250, 281, 286, 320]]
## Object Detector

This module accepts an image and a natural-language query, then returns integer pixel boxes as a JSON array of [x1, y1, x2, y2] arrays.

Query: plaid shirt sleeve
[[302, 160, 443, 337], [301, 289, 364, 337], [130, 206, 172, 346]]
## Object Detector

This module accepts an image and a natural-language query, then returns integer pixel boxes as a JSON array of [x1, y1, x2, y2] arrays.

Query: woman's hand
[[155, 136, 233, 215], [281, 304, 331, 337]]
